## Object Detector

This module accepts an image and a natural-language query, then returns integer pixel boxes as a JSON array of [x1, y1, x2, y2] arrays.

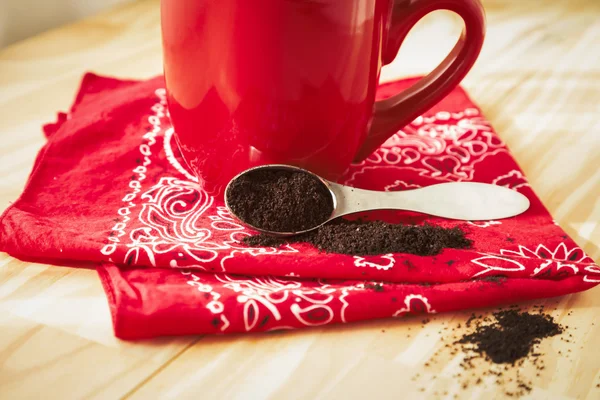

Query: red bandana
[[1, 74, 598, 339]]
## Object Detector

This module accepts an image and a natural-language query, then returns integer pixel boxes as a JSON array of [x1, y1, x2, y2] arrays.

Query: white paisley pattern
[[492, 170, 529, 190], [501, 243, 594, 277], [348, 108, 506, 184], [353, 254, 396, 271], [126, 177, 224, 267], [125, 176, 299, 269], [471, 242, 599, 280], [393, 294, 436, 317], [182, 271, 367, 332]]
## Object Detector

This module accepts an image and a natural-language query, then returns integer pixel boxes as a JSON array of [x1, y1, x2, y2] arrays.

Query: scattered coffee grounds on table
[[457, 309, 562, 364], [226, 168, 333, 233], [243, 219, 472, 256], [415, 306, 566, 398]]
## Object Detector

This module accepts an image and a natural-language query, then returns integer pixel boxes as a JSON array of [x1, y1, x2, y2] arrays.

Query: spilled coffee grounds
[[226, 168, 333, 233], [458, 309, 562, 364], [230, 167, 472, 256], [243, 219, 472, 256], [418, 306, 565, 397]]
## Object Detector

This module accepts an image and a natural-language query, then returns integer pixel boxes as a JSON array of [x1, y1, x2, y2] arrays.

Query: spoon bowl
[[224, 164, 531, 237]]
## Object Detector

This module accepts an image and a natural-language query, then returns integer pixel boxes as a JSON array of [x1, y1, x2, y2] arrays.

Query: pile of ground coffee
[[458, 309, 563, 364], [226, 168, 333, 233], [415, 305, 565, 397], [243, 219, 472, 256]]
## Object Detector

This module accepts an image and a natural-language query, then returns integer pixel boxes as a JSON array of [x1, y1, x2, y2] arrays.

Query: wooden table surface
[[1, 0, 599, 399]]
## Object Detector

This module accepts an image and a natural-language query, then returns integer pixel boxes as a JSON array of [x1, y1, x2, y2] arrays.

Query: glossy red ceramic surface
[[161, 0, 485, 195]]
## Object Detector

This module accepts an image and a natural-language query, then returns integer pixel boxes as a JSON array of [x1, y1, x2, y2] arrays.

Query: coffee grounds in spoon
[[243, 219, 472, 256], [226, 168, 333, 233]]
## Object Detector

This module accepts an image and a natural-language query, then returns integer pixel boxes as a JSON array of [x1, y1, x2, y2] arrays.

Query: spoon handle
[[328, 182, 530, 221]]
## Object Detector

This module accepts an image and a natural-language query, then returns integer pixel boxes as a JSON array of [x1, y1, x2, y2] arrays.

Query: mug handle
[[353, 0, 486, 162]]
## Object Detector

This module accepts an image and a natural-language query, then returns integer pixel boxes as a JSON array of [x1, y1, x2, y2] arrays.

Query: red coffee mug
[[161, 0, 485, 196]]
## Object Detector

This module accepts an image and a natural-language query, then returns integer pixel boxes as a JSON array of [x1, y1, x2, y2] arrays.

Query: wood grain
[[0, 0, 599, 399]]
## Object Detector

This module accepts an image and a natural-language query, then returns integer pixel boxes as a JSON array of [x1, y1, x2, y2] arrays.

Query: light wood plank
[[0, 256, 200, 400]]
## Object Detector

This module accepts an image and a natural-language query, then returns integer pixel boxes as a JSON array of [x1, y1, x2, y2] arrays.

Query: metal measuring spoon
[[224, 164, 531, 237]]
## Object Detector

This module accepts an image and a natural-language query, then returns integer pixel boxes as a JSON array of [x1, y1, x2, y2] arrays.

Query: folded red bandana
[[1, 74, 598, 339]]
